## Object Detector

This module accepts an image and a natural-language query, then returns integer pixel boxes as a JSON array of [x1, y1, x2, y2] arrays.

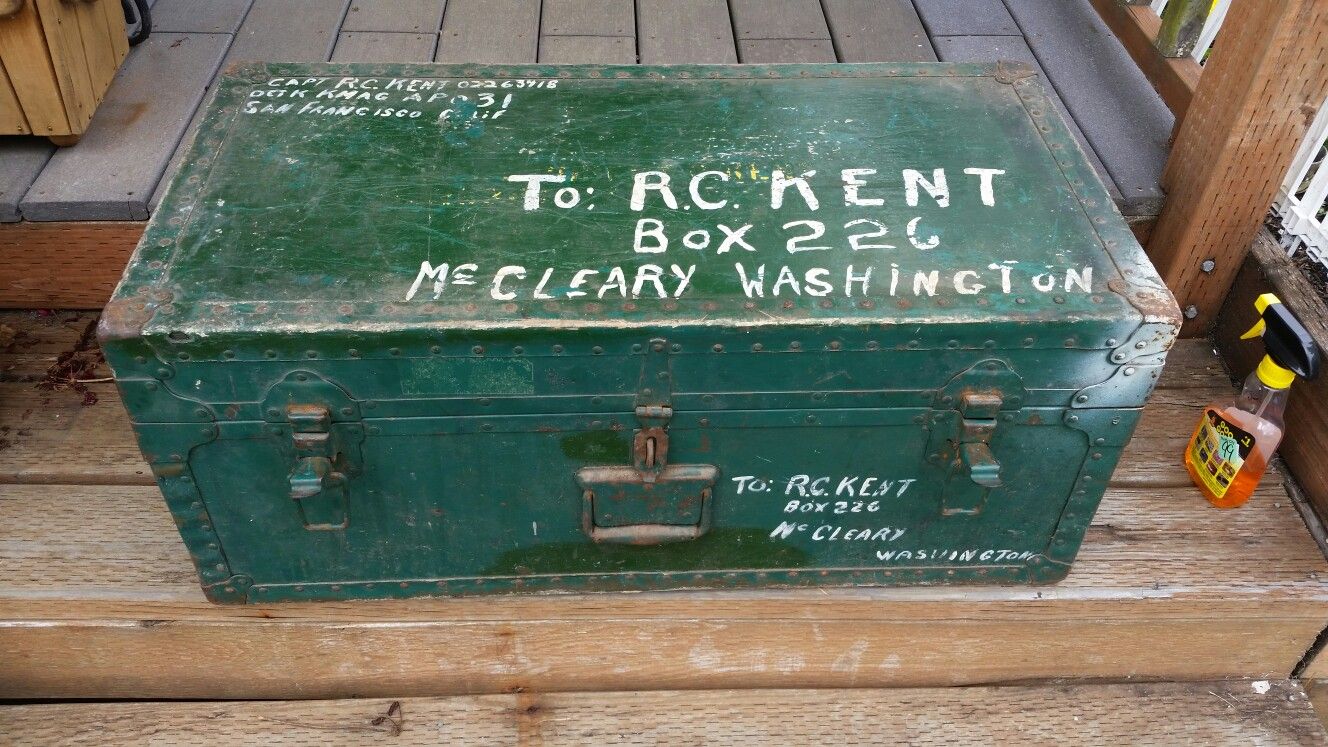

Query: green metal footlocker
[[100, 62, 1180, 603]]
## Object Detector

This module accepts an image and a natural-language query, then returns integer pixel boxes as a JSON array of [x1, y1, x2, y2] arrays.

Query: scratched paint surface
[[137, 62, 1168, 333], [102, 64, 1180, 603]]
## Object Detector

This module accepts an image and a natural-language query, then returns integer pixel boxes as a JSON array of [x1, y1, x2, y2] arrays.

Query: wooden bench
[[2, 311, 1327, 700]]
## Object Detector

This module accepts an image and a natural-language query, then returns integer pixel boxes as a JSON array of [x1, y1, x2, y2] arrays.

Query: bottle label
[[1190, 409, 1254, 498]]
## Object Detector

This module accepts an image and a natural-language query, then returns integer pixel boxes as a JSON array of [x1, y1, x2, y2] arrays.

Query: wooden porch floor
[[2, 310, 1327, 708], [0, 0, 1172, 229]]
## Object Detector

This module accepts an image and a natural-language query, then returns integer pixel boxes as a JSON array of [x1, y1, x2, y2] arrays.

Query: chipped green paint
[[101, 62, 1179, 604]]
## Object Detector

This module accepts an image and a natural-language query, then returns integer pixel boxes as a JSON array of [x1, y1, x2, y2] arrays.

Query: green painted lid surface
[[119, 62, 1174, 334]]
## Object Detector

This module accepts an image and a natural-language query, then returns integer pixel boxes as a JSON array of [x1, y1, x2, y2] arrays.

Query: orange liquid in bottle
[[1183, 405, 1281, 509]]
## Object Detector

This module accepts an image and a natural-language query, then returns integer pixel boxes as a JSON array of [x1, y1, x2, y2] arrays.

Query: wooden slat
[[0, 221, 142, 308], [1213, 230, 1328, 522], [20, 32, 232, 221], [97, 0, 129, 63], [339, 0, 445, 33], [0, 60, 31, 135], [0, 682, 1323, 745], [538, 35, 636, 64], [821, 0, 935, 62], [729, 0, 831, 41], [0, 0, 71, 136], [737, 39, 836, 63], [330, 31, 438, 62], [0, 310, 106, 380], [1002, 0, 1171, 219], [1146, 0, 1328, 336], [436, 0, 538, 63], [637, 0, 736, 64], [69, 0, 122, 99], [912, 0, 1019, 36], [151, 0, 255, 34], [1085, 0, 1200, 120], [225, 0, 349, 63], [540, 0, 633, 37], [33, 0, 98, 133], [0, 137, 53, 222]]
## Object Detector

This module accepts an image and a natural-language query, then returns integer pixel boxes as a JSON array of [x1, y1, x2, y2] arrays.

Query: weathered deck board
[[539, 35, 636, 64], [540, 0, 634, 37], [0, 138, 52, 222], [149, 0, 254, 34], [1, 683, 1323, 745], [2, 336, 1325, 699], [331, 31, 438, 62], [822, 0, 937, 62], [1001, 0, 1172, 218], [729, 0, 832, 41], [18, 33, 231, 222], [913, 0, 1020, 36], [224, 0, 349, 63], [636, 0, 736, 64], [0, 223, 141, 308], [340, 0, 446, 34], [932, 34, 1124, 206], [737, 39, 837, 63], [436, 0, 539, 63]]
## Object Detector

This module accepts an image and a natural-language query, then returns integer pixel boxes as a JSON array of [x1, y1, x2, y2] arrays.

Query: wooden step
[[1, 313, 1327, 699], [0, 682, 1324, 745]]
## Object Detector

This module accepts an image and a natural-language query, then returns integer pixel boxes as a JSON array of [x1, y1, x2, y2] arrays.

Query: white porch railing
[[1274, 101, 1328, 271]]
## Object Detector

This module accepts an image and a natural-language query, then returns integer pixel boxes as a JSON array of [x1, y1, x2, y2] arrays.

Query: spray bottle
[[1184, 293, 1321, 508]]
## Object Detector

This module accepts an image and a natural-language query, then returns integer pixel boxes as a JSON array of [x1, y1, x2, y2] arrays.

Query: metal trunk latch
[[575, 338, 719, 546], [262, 371, 364, 531], [286, 404, 354, 530], [927, 360, 1025, 516]]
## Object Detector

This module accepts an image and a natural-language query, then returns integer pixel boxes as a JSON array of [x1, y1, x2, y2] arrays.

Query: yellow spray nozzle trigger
[[1240, 293, 1283, 339]]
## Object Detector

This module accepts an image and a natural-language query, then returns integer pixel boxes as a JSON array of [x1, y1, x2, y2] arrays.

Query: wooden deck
[[3, 311, 1327, 702], [0, 0, 1177, 308], [2, 682, 1325, 744]]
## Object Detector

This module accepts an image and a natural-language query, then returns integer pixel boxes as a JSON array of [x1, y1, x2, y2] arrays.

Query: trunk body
[[100, 62, 1181, 603]]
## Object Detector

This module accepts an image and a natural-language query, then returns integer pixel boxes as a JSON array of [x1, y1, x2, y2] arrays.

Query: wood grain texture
[[1146, 0, 1328, 335], [737, 38, 836, 63], [1085, 0, 1199, 120], [0, 221, 141, 308], [2, 340, 1326, 699], [339, 0, 445, 33], [0, 60, 31, 134], [729, 0, 830, 40], [637, 0, 736, 63], [436, 0, 539, 63], [538, 35, 636, 64], [0, 682, 1323, 745], [0, 137, 53, 221], [330, 31, 438, 62], [225, 0, 349, 63], [540, 0, 633, 37], [821, 0, 935, 62], [1213, 230, 1328, 523], [0, 0, 70, 135]]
